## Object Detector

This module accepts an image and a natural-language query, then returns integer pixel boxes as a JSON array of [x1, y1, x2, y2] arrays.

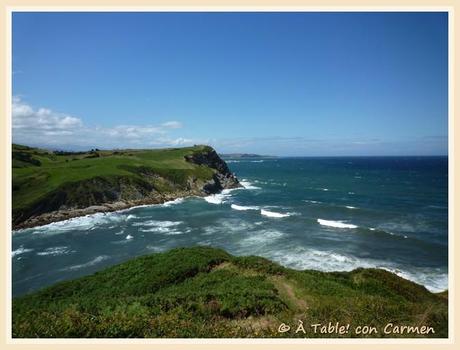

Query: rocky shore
[[13, 145, 241, 230]]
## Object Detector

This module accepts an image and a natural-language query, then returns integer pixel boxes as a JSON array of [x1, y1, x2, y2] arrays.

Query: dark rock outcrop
[[185, 147, 241, 193]]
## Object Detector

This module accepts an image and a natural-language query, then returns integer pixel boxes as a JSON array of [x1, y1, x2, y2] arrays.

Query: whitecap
[[140, 227, 170, 233], [36, 246, 73, 256], [261, 209, 291, 218], [133, 220, 182, 228], [345, 206, 357, 209], [231, 204, 259, 211], [317, 219, 357, 229], [125, 234, 133, 240], [240, 180, 261, 190], [12, 246, 33, 258]]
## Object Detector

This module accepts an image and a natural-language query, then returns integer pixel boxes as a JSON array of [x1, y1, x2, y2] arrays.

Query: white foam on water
[[133, 220, 182, 228], [265, 246, 447, 292], [369, 227, 376, 231], [260, 209, 291, 218], [125, 234, 133, 240], [240, 180, 261, 190], [162, 198, 184, 207], [231, 204, 259, 211], [225, 160, 240, 163], [322, 188, 329, 191], [36, 246, 73, 256], [134, 220, 185, 235], [24, 212, 129, 235], [250, 160, 264, 163], [140, 227, 171, 233], [126, 214, 137, 220], [164, 230, 184, 235], [317, 219, 358, 229], [240, 229, 285, 246], [348, 192, 355, 195], [114, 230, 125, 235], [204, 193, 227, 204], [221, 187, 243, 195], [62, 255, 109, 271], [345, 206, 357, 209], [12, 246, 33, 258], [380, 267, 448, 293]]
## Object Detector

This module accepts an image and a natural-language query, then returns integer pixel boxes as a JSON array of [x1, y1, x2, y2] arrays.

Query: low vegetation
[[12, 246, 448, 338], [12, 144, 218, 227]]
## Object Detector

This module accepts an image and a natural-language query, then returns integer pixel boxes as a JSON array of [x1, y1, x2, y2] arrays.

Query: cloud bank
[[12, 97, 197, 150], [12, 97, 447, 156]]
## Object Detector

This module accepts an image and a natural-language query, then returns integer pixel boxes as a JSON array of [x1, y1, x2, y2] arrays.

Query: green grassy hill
[[12, 246, 448, 338], [12, 144, 239, 229]]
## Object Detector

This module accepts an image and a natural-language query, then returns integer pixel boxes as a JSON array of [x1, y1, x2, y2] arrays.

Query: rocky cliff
[[12, 144, 240, 230]]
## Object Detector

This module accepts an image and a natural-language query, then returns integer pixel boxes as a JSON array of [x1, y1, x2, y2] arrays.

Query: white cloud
[[11, 97, 197, 149], [12, 97, 83, 138], [161, 121, 182, 129]]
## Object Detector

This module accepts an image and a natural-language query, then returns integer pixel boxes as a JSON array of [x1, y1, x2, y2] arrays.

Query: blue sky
[[12, 12, 448, 156]]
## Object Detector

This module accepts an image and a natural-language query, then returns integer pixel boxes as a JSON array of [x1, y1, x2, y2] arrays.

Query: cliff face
[[185, 146, 240, 193], [12, 145, 240, 230]]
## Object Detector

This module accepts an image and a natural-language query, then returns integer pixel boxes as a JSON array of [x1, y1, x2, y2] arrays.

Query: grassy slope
[[12, 247, 448, 338], [12, 144, 215, 222]]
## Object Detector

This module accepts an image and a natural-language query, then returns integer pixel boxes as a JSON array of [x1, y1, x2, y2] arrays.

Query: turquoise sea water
[[12, 156, 448, 296]]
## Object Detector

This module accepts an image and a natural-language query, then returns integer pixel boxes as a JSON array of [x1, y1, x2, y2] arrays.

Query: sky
[[12, 12, 448, 156]]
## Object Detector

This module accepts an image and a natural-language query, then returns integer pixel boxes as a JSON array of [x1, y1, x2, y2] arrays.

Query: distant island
[[220, 153, 278, 159], [12, 144, 240, 230]]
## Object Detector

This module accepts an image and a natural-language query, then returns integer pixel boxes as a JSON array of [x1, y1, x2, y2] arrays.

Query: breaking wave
[[12, 246, 33, 258], [261, 209, 291, 218], [240, 180, 261, 190], [231, 204, 259, 211], [317, 219, 358, 229]]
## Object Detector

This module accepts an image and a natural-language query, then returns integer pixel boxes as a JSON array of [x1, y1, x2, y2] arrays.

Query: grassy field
[[12, 246, 448, 338], [12, 144, 217, 225]]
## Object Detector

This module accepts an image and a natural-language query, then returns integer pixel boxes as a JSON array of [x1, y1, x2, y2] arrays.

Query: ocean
[[12, 156, 448, 297]]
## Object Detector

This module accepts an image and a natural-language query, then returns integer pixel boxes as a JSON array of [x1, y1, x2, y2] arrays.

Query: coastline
[[13, 187, 240, 231], [12, 144, 242, 231]]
